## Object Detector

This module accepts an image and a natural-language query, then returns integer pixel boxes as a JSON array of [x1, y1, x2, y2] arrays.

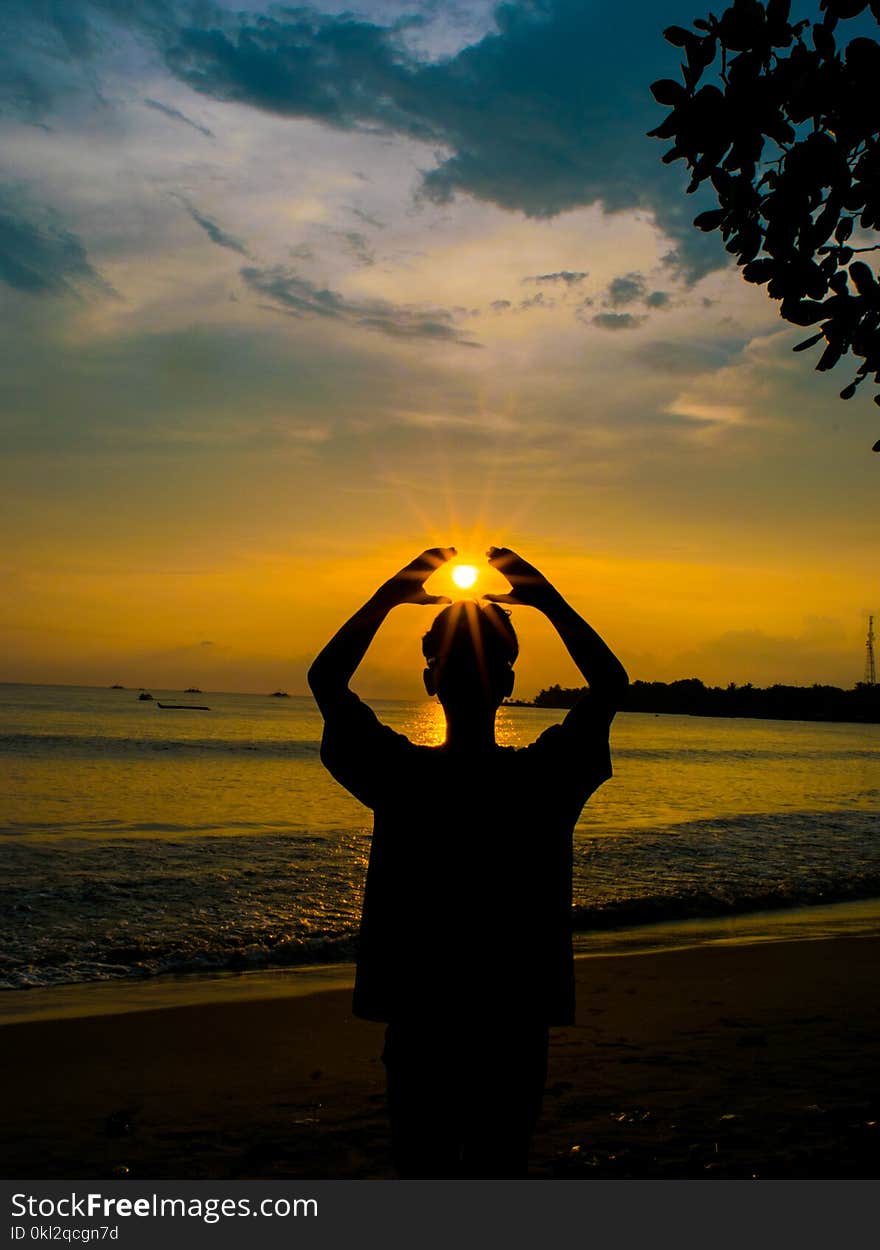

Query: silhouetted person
[[308, 546, 628, 1177]]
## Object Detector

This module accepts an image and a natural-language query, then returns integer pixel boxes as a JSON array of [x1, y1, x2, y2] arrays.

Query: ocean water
[[1, 683, 878, 995]]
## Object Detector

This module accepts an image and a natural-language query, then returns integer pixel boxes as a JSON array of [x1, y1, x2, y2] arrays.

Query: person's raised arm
[[307, 547, 455, 719], [483, 547, 628, 723]]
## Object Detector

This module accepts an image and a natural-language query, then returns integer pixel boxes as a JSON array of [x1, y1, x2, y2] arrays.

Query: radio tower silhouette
[[866, 616, 876, 687]]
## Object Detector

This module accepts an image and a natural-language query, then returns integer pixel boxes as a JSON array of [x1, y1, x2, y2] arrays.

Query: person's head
[[421, 601, 518, 711]]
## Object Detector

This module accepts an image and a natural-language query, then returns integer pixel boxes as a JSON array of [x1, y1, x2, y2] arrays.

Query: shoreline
[[3, 895, 880, 1028], [1, 932, 878, 1179]]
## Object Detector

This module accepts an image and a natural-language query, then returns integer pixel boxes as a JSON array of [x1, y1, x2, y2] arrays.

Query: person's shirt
[[319, 691, 613, 1026]]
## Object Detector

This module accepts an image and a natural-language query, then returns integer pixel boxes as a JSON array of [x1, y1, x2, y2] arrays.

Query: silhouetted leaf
[[793, 332, 825, 351], [737, 225, 764, 263], [845, 36, 880, 76], [817, 341, 844, 369], [694, 208, 727, 230], [824, 1, 868, 20], [763, 114, 796, 145], [781, 297, 829, 324], [663, 25, 693, 46], [744, 257, 777, 284], [650, 79, 688, 105], [647, 114, 679, 139], [695, 36, 718, 68], [813, 23, 836, 57], [768, 0, 792, 25], [802, 260, 828, 300], [840, 382, 857, 397], [810, 203, 839, 248], [849, 261, 877, 293], [720, 3, 767, 51]]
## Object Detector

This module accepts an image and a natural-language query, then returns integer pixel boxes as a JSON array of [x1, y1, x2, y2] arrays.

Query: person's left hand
[[376, 547, 456, 607]]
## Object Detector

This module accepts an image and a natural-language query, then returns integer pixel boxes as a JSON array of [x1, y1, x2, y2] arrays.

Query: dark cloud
[[240, 265, 479, 345], [0, 1, 99, 122], [338, 230, 375, 267], [639, 338, 748, 376], [519, 292, 553, 311], [161, 4, 425, 132], [603, 273, 673, 314], [490, 299, 511, 311], [143, 97, 213, 137], [607, 272, 647, 307], [174, 196, 249, 255], [0, 185, 112, 297], [591, 311, 644, 331], [146, 0, 725, 281], [349, 205, 386, 231], [1, 1, 727, 281], [525, 270, 588, 286]]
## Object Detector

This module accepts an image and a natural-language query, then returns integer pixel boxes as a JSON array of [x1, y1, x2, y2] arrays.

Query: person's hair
[[421, 601, 518, 677]]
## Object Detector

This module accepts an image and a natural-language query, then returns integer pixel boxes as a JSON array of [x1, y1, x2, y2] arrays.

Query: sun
[[451, 564, 479, 590]]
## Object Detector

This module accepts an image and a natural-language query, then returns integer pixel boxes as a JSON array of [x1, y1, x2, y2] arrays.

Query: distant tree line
[[523, 677, 880, 722]]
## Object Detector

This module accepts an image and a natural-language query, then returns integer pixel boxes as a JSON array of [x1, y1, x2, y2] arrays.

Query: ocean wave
[[2, 806, 878, 992], [0, 818, 323, 838], [613, 746, 878, 762], [577, 807, 880, 842], [3, 731, 874, 764], [571, 876, 880, 932], [0, 732, 321, 759], [0, 931, 360, 991], [5, 880, 880, 991]]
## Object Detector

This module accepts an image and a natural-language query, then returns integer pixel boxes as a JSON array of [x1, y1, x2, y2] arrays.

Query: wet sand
[[1, 935, 878, 1179]]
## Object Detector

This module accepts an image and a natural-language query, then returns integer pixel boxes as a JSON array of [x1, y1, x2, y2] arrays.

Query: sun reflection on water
[[403, 700, 448, 746]]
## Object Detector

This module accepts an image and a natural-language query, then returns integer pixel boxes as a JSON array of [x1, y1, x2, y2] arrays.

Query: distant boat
[[270, 690, 290, 697], [157, 702, 210, 710], [111, 684, 125, 690], [184, 687, 202, 693], [138, 692, 154, 701]]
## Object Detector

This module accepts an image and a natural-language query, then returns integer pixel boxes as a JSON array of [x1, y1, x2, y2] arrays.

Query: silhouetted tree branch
[[649, 0, 880, 450]]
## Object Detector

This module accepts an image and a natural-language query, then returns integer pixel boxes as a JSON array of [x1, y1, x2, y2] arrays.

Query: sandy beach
[[2, 934, 878, 1180]]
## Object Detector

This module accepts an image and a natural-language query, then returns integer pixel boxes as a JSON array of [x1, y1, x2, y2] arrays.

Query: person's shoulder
[[516, 706, 613, 772], [320, 689, 415, 748], [515, 722, 567, 755]]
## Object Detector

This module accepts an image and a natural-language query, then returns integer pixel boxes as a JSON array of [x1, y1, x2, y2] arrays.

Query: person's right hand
[[483, 547, 559, 610], [376, 548, 456, 607]]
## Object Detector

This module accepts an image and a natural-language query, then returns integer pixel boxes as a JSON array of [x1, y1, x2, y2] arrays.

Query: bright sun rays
[[356, 386, 557, 582], [430, 554, 501, 600], [451, 564, 479, 589]]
